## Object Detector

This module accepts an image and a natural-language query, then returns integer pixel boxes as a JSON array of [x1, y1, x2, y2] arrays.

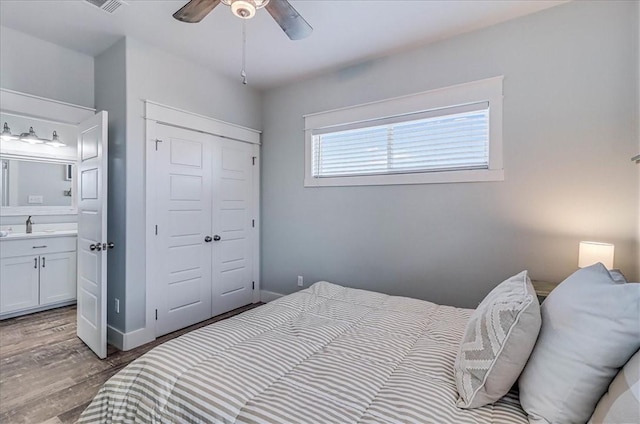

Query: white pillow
[[518, 263, 640, 424], [454, 271, 541, 408]]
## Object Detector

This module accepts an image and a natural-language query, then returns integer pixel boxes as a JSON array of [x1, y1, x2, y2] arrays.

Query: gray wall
[[95, 38, 128, 332], [0, 26, 94, 108], [260, 0, 640, 308], [0, 26, 92, 227], [98, 37, 262, 332]]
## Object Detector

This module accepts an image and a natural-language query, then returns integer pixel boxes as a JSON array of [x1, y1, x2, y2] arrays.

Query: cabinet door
[[0, 256, 40, 314], [40, 252, 77, 305]]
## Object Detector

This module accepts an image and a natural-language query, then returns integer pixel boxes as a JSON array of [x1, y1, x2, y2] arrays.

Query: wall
[[95, 38, 128, 332], [0, 26, 94, 227], [107, 37, 263, 333], [260, 0, 640, 308], [0, 26, 94, 108]]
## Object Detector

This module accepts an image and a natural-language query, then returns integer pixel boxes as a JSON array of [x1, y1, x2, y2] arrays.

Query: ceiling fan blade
[[173, 0, 221, 23], [265, 0, 313, 40]]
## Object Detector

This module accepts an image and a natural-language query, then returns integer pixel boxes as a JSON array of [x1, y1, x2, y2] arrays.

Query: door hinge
[[252, 219, 255, 228], [155, 309, 158, 320], [252, 156, 256, 165], [154, 139, 163, 151], [155, 225, 158, 235]]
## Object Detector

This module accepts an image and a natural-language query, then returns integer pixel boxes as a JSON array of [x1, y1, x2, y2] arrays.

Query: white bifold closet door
[[154, 124, 255, 337]]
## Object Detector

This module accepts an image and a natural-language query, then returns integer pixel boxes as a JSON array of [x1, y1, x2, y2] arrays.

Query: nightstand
[[532, 280, 559, 303]]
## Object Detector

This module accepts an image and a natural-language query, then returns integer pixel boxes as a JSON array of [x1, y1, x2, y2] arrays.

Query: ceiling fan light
[[231, 0, 256, 19]]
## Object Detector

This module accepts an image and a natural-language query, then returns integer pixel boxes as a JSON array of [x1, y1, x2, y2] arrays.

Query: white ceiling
[[0, 0, 566, 90]]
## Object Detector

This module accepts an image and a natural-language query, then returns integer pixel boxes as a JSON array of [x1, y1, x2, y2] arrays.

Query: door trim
[[144, 101, 261, 145], [144, 103, 261, 343]]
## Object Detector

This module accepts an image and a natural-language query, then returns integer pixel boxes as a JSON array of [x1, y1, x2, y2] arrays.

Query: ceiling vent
[[84, 0, 129, 14]]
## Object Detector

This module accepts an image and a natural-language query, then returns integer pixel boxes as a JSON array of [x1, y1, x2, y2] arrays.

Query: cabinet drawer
[[0, 236, 77, 259]]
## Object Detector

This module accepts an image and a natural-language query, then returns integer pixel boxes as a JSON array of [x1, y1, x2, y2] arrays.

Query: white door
[[76, 111, 108, 359], [154, 125, 213, 336], [211, 137, 254, 315], [40, 251, 77, 305], [0, 256, 39, 314]]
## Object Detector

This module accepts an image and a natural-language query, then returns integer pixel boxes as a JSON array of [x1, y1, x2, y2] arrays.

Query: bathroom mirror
[[0, 155, 76, 215]]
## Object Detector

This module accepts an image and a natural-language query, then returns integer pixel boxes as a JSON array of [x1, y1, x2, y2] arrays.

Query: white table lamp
[[578, 241, 614, 269]]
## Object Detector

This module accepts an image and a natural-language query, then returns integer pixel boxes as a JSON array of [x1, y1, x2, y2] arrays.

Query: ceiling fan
[[173, 0, 313, 41]]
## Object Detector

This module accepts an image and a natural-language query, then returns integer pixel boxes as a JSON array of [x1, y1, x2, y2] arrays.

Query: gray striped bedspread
[[78, 281, 528, 423]]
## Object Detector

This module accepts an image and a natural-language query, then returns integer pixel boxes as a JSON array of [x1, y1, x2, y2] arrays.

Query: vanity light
[[1, 122, 18, 141], [19, 127, 44, 144], [46, 131, 66, 148]]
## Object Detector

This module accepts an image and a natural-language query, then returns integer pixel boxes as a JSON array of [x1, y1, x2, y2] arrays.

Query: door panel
[[155, 126, 213, 337], [211, 139, 254, 315], [76, 111, 108, 359]]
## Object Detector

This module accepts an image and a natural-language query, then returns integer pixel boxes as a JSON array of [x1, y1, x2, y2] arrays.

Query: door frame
[[144, 101, 261, 339]]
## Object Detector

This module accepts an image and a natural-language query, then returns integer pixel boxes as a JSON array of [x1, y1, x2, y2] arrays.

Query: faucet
[[26, 216, 33, 234]]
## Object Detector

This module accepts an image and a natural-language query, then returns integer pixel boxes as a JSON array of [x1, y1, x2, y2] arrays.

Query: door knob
[[204, 236, 212, 243], [213, 235, 221, 241], [89, 244, 96, 251], [90, 243, 102, 251], [107, 242, 115, 249]]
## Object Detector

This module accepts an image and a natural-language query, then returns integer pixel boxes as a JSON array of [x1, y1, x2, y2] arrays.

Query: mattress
[[79, 281, 528, 423]]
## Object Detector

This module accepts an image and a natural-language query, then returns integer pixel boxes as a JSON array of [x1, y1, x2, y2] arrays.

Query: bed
[[78, 281, 528, 423]]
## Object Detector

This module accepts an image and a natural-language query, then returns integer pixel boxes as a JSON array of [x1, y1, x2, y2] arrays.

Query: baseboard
[[106, 325, 124, 350], [107, 324, 155, 352], [0, 300, 76, 320], [260, 290, 284, 303]]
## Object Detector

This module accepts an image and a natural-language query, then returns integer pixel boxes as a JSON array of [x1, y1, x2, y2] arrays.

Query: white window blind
[[311, 102, 489, 178]]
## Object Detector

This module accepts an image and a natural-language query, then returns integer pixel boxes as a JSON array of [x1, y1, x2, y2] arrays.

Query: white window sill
[[304, 169, 504, 187]]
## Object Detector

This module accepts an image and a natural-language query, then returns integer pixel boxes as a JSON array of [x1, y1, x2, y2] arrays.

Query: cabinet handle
[[32, 245, 47, 249], [34, 257, 38, 269], [42, 257, 46, 268]]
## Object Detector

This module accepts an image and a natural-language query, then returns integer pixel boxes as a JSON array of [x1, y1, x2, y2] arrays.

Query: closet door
[[154, 125, 213, 336], [211, 137, 255, 315]]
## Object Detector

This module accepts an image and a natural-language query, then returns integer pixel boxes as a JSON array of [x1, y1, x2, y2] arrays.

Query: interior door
[[155, 124, 213, 337], [211, 137, 254, 315], [76, 111, 108, 359]]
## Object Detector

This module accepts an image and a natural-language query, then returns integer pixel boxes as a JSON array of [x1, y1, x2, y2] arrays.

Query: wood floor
[[0, 303, 261, 424]]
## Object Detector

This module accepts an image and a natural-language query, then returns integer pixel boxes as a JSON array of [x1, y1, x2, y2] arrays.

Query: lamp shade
[[578, 241, 614, 269]]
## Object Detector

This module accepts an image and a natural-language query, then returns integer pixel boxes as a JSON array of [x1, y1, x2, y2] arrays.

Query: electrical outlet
[[115, 298, 120, 313], [28, 195, 43, 204], [297, 276, 303, 287]]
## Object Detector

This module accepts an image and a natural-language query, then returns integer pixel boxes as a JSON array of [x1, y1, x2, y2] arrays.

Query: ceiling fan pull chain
[[241, 19, 248, 85]]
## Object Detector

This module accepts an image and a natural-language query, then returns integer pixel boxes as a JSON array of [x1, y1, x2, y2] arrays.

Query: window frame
[[303, 76, 504, 187]]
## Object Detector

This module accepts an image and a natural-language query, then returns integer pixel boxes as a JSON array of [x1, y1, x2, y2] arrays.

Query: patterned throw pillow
[[589, 349, 640, 424], [454, 271, 541, 409]]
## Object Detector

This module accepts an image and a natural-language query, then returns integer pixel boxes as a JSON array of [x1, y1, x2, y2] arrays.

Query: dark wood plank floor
[[0, 303, 261, 424]]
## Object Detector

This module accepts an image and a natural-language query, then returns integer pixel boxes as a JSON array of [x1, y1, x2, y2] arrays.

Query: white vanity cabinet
[[0, 235, 77, 317]]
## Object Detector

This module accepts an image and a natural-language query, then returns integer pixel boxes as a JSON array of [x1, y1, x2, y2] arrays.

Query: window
[[304, 77, 504, 187]]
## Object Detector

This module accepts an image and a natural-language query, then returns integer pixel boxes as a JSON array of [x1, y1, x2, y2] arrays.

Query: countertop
[[0, 230, 78, 241]]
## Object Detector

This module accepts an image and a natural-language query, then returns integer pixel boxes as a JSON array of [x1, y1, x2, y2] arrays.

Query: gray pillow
[[609, 269, 628, 284], [454, 270, 541, 408], [519, 263, 640, 424]]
